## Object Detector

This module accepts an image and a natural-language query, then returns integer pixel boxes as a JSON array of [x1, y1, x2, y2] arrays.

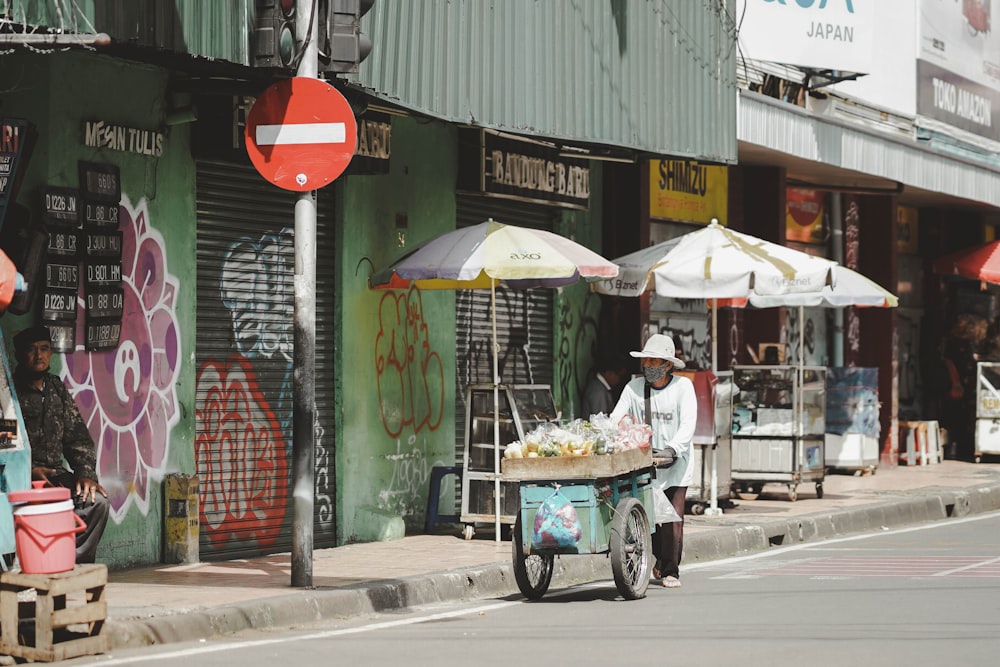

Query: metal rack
[[460, 384, 558, 540]]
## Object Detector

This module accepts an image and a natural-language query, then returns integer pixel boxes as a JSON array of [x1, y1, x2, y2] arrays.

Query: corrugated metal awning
[[738, 90, 1000, 210]]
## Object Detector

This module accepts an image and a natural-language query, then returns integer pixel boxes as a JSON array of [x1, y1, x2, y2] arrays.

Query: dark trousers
[[50, 471, 109, 564], [652, 486, 686, 579]]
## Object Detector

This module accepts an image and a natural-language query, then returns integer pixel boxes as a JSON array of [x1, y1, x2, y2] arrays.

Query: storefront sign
[[917, 0, 1000, 142], [1, 118, 35, 227], [460, 130, 590, 209], [83, 120, 164, 157], [345, 110, 392, 175], [649, 159, 728, 225], [896, 205, 919, 254], [40, 187, 80, 227], [785, 187, 825, 243], [735, 0, 874, 73]]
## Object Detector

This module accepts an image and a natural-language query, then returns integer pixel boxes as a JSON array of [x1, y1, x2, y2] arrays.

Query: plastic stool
[[425, 466, 462, 533]]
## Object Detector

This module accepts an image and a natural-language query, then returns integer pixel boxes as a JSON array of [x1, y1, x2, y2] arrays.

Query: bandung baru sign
[[459, 129, 590, 209], [736, 0, 874, 74]]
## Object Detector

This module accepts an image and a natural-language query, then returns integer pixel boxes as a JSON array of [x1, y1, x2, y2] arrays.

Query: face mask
[[643, 364, 670, 385]]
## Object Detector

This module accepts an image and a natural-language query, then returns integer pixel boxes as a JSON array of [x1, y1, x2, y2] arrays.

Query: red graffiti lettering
[[196, 355, 288, 548], [375, 287, 444, 438]]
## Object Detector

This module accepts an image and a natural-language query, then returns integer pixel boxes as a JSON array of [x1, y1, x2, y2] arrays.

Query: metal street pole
[[291, 0, 318, 588]]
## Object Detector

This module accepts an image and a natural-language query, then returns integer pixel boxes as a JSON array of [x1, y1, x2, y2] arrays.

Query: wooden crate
[[0, 564, 108, 662]]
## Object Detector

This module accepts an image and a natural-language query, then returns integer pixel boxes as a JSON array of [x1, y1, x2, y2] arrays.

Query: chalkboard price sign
[[47, 228, 79, 259], [85, 230, 122, 258], [85, 318, 121, 351], [85, 260, 122, 286], [78, 162, 121, 201], [85, 287, 124, 319], [42, 289, 78, 321], [40, 187, 80, 226], [45, 262, 79, 290]]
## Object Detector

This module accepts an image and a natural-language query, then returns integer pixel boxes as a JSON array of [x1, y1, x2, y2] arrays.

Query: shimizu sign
[[648, 158, 728, 225], [462, 129, 590, 209]]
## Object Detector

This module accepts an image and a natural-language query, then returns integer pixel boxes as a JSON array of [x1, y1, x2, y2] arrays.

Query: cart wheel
[[610, 497, 652, 600], [690, 503, 705, 516], [463, 524, 475, 541], [511, 514, 554, 600], [787, 484, 798, 502], [975, 455, 983, 464], [815, 482, 824, 499]]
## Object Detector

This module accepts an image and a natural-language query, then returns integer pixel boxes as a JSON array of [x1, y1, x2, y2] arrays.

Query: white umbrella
[[594, 218, 838, 514], [371, 219, 618, 540]]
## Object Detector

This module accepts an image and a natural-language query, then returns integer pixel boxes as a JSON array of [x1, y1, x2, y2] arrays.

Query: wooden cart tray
[[501, 447, 652, 481]]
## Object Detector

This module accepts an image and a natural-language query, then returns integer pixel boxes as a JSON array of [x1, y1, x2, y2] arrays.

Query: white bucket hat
[[629, 334, 685, 369]]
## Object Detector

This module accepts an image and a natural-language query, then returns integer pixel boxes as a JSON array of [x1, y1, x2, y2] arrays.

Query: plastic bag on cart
[[651, 481, 681, 525], [532, 488, 582, 548]]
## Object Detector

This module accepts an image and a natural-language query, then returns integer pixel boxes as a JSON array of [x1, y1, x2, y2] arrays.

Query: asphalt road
[[73, 512, 1000, 667]]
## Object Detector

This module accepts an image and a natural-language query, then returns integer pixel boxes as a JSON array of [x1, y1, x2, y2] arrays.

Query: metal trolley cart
[[975, 362, 1000, 462], [730, 365, 827, 501], [461, 384, 559, 540], [502, 448, 656, 600]]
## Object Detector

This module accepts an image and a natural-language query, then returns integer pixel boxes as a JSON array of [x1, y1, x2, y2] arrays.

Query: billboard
[[736, 0, 874, 74], [917, 0, 1000, 141]]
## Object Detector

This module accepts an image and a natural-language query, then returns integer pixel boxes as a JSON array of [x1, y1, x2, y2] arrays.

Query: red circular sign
[[245, 77, 358, 191]]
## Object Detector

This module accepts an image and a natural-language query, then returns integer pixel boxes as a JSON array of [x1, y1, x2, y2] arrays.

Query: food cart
[[730, 365, 826, 501], [676, 369, 733, 514], [975, 362, 1000, 462], [502, 447, 655, 600], [460, 384, 559, 540]]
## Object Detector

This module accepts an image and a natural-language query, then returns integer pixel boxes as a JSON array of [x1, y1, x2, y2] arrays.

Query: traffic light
[[253, 0, 297, 68], [319, 0, 374, 74]]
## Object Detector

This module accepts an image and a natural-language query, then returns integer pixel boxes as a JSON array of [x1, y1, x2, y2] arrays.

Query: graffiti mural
[[196, 355, 288, 548], [557, 290, 600, 418], [375, 286, 445, 438], [62, 195, 182, 522]]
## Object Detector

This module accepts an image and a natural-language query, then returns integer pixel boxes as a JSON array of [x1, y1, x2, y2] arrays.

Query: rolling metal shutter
[[454, 196, 556, 464], [195, 160, 337, 560]]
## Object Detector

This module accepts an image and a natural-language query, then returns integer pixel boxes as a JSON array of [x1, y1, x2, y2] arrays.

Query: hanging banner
[[649, 159, 728, 225]]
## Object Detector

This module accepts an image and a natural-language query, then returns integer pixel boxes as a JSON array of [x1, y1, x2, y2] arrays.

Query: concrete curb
[[104, 481, 1000, 650]]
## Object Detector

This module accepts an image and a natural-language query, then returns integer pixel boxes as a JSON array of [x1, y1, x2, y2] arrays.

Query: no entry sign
[[245, 77, 358, 191]]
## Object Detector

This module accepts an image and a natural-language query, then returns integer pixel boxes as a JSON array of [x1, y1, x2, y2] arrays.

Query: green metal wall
[[335, 114, 608, 541], [0, 50, 196, 569]]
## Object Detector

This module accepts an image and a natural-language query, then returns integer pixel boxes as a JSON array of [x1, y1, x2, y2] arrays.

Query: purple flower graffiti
[[62, 196, 181, 520]]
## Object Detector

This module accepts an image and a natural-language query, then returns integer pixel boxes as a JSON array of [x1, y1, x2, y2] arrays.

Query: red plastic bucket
[[9, 483, 86, 574]]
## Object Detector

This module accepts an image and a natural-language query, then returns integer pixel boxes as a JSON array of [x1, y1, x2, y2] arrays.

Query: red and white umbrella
[[932, 240, 1000, 285]]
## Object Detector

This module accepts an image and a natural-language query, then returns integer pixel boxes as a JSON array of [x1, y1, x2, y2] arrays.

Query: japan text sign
[[245, 77, 358, 191]]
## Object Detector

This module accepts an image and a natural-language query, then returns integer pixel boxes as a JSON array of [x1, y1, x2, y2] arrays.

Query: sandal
[[652, 563, 662, 580], [661, 576, 681, 588]]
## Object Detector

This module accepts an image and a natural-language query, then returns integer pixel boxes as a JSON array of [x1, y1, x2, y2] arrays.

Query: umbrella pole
[[492, 280, 501, 543], [705, 300, 722, 516], [799, 305, 805, 439]]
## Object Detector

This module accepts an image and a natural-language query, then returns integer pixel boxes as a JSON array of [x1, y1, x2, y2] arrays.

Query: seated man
[[12, 326, 109, 563]]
